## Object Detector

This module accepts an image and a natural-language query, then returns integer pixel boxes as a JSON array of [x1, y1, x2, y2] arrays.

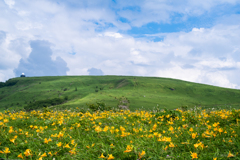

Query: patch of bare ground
[[117, 96, 130, 110]]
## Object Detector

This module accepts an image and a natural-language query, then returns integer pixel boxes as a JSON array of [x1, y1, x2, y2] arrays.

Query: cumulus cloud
[[14, 40, 69, 77], [0, 0, 240, 89], [87, 68, 104, 76]]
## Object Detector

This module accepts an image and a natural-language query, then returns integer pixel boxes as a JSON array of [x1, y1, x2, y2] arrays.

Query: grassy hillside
[[0, 75, 240, 111]]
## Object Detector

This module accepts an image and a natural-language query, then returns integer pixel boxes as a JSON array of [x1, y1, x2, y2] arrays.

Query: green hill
[[0, 75, 240, 111]]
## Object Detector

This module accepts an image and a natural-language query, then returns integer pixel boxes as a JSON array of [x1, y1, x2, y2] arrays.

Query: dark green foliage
[[63, 88, 67, 91], [95, 89, 98, 92], [24, 98, 65, 111], [75, 87, 77, 91], [180, 105, 188, 111], [87, 101, 112, 112], [64, 96, 68, 100], [5, 79, 19, 86], [0, 82, 5, 88]]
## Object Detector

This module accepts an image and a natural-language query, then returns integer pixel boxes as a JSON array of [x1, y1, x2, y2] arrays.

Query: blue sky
[[1, 0, 240, 88]]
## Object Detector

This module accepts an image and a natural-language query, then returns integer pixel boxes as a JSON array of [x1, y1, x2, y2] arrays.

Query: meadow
[[1, 76, 240, 112], [0, 106, 239, 159]]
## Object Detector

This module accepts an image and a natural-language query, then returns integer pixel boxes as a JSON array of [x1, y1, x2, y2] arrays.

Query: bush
[[86, 102, 112, 112], [64, 96, 68, 100], [24, 98, 66, 111], [0, 82, 5, 88], [5, 79, 19, 87]]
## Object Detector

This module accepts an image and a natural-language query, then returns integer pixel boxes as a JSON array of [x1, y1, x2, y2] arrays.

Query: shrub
[[0, 82, 5, 88], [24, 98, 65, 111], [5, 79, 19, 87], [64, 96, 68, 100], [86, 102, 112, 112]]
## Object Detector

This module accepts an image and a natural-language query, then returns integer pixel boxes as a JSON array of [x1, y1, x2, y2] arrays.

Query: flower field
[[0, 107, 240, 160]]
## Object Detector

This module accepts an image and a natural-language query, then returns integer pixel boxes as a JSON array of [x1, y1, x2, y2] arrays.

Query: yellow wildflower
[[41, 152, 47, 157], [124, 145, 133, 153], [64, 144, 70, 148], [192, 132, 198, 139], [227, 151, 234, 158], [108, 154, 114, 159], [169, 142, 175, 148], [3, 147, 10, 154], [24, 149, 32, 156], [139, 150, 146, 158], [99, 153, 105, 158], [57, 142, 62, 147], [190, 151, 198, 159], [18, 153, 23, 159]]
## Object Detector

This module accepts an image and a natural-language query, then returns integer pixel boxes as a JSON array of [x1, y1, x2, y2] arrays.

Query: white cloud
[[103, 32, 123, 38], [4, 0, 15, 8], [0, 0, 240, 90]]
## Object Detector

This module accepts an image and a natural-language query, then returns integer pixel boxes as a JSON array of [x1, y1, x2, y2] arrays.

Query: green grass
[[1, 75, 240, 111]]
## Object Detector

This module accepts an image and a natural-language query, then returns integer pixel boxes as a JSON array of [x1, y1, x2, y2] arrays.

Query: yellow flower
[[213, 158, 217, 160], [48, 152, 52, 156], [18, 153, 23, 159], [58, 131, 64, 138], [10, 138, 15, 143], [99, 153, 105, 158], [192, 132, 198, 139], [107, 154, 115, 159], [124, 145, 133, 153], [227, 151, 234, 158], [218, 128, 223, 133], [64, 144, 70, 148], [190, 152, 198, 159], [95, 126, 102, 133], [41, 152, 47, 157], [138, 150, 146, 158], [3, 147, 10, 154], [24, 149, 32, 156], [169, 142, 175, 148], [69, 149, 76, 155], [44, 138, 49, 144], [57, 142, 62, 147]]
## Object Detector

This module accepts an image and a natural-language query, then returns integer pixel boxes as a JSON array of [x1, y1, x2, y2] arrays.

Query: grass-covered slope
[[0, 75, 240, 111]]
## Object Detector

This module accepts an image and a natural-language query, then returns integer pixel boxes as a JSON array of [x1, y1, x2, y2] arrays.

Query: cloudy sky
[[0, 0, 240, 89]]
